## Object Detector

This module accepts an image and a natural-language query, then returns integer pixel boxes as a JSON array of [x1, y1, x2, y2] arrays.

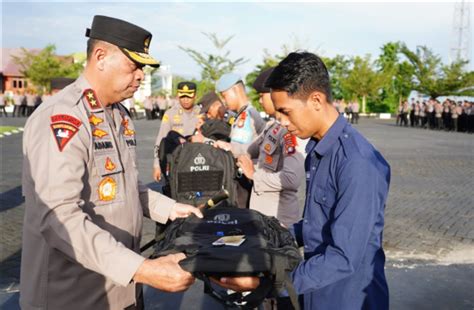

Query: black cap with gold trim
[[86, 15, 160, 68], [177, 82, 197, 98]]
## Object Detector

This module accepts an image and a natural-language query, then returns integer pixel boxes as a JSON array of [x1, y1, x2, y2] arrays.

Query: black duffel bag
[[153, 206, 302, 309]]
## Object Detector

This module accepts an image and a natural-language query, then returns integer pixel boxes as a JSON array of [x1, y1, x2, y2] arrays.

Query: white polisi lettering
[[190, 165, 210, 172]]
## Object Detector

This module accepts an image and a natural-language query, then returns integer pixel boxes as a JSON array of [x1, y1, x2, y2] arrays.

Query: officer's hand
[[153, 166, 161, 182], [134, 254, 194, 292], [213, 140, 232, 152], [210, 276, 260, 292], [237, 155, 255, 180], [169, 203, 203, 221]]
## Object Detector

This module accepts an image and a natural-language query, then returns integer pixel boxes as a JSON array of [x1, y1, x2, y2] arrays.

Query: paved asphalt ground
[[1, 115, 473, 309]]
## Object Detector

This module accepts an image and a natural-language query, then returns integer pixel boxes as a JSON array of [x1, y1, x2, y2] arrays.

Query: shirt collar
[[313, 114, 347, 156]]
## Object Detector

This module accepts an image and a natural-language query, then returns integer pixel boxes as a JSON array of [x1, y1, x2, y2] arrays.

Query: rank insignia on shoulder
[[228, 116, 235, 125], [283, 133, 297, 155], [50, 122, 80, 152], [162, 114, 169, 122], [89, 114, 103, 126], [98, 177, 116, 201], [92, 128, 108, 138], [83, 89, 102, 111], [105, 157, 116, 171]]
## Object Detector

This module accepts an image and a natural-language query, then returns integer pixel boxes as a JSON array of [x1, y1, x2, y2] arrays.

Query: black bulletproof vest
[[167, 143, 237, 207]]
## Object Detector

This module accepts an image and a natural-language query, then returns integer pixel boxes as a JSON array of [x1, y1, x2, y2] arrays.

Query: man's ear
[[92, 45, 108, 71], [308, 91, 326, 111]]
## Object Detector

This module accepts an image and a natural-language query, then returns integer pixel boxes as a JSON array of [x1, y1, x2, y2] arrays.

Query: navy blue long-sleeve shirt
[[291, 115, 390, 309]]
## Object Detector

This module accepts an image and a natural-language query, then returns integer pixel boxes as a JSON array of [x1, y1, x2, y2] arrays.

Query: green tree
[[341, 55, 389, 113], [322, 55, 351, 100], [377, 42, 414, 112], [13, 44, 83, 93], [179, 33, 248, 85], [245, 50, 282, 111], [401, 44, 474, 98]]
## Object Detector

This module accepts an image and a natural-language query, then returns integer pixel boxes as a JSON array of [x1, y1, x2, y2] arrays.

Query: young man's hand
[[210, 276, 260, 292]]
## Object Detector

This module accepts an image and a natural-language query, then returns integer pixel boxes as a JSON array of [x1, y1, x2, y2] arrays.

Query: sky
[[2, 1, 473, 78]]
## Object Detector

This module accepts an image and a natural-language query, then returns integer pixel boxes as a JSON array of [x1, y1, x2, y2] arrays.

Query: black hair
[[265, 51, 332, 102]]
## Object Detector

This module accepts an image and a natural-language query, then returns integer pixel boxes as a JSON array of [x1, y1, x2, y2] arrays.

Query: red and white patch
[[272, 125, 280, 135], [50, 114, 81, 152], [284, 133, 297, 155], [50, 122, 79, 152], [51, 114, 82, 127]]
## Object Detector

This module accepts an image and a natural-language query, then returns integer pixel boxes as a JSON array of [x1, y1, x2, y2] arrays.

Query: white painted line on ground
[[3, 132, 12, 136], [12, 130, 19, 134]]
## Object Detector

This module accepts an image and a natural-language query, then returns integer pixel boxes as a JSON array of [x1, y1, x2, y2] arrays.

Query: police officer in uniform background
[[237, 67, 305, 228], [214, 73, 265, 208], [153, 81, 201, 182], [20, 15, 201, 310]]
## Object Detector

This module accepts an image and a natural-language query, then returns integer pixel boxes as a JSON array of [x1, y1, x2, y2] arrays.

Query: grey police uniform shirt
[[247, 119, 305, 227], [229, 104, 265, 156], [20, 75, 176, 310], [153, 104, 201, 167]]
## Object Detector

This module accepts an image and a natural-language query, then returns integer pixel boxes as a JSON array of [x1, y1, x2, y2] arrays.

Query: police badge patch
[[98, 177, 116, 201], [50, 114, 82, 152]]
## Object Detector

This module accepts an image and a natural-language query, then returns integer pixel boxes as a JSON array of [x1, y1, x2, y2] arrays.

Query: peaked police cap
[[86, 15, 160, 67]]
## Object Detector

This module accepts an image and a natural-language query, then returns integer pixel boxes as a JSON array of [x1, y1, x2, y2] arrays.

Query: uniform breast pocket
[[92, 154, 125, 207], [261, 142, 281, 172], [313, 185, 336, 217]]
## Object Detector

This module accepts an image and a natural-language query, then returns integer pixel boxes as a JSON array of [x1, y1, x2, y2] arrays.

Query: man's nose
[[136, 68, 144, 82]]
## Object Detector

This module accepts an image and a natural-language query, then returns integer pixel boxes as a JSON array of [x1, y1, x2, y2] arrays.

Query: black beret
[[198, 92, 222, 114], [252, 67, 275, 93], [177, 82, 197, 98], [86, 15, 159, 67]]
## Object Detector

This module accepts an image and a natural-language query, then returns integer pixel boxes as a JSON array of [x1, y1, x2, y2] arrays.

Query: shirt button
[[304, 220, 308, 224], [304, 245, 308, 249], [344, 134, 349, 138], [311, 167, 316, 171], [322, 196, 326, 201]]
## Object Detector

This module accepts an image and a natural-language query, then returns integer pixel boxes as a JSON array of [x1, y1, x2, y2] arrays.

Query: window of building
[[13, 80, 17, 88]]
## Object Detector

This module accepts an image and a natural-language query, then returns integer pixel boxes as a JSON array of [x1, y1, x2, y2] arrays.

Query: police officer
[[237, 67, 305, 228], [217, 52, 391, 310], [214, 73, 265, 155], [214, 73, 265, 208], [153, 81, 201, 181], [20, 15, 201, 310]]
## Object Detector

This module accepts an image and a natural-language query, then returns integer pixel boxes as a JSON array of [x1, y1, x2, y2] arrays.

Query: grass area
[[0, 126, 18, 134]]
